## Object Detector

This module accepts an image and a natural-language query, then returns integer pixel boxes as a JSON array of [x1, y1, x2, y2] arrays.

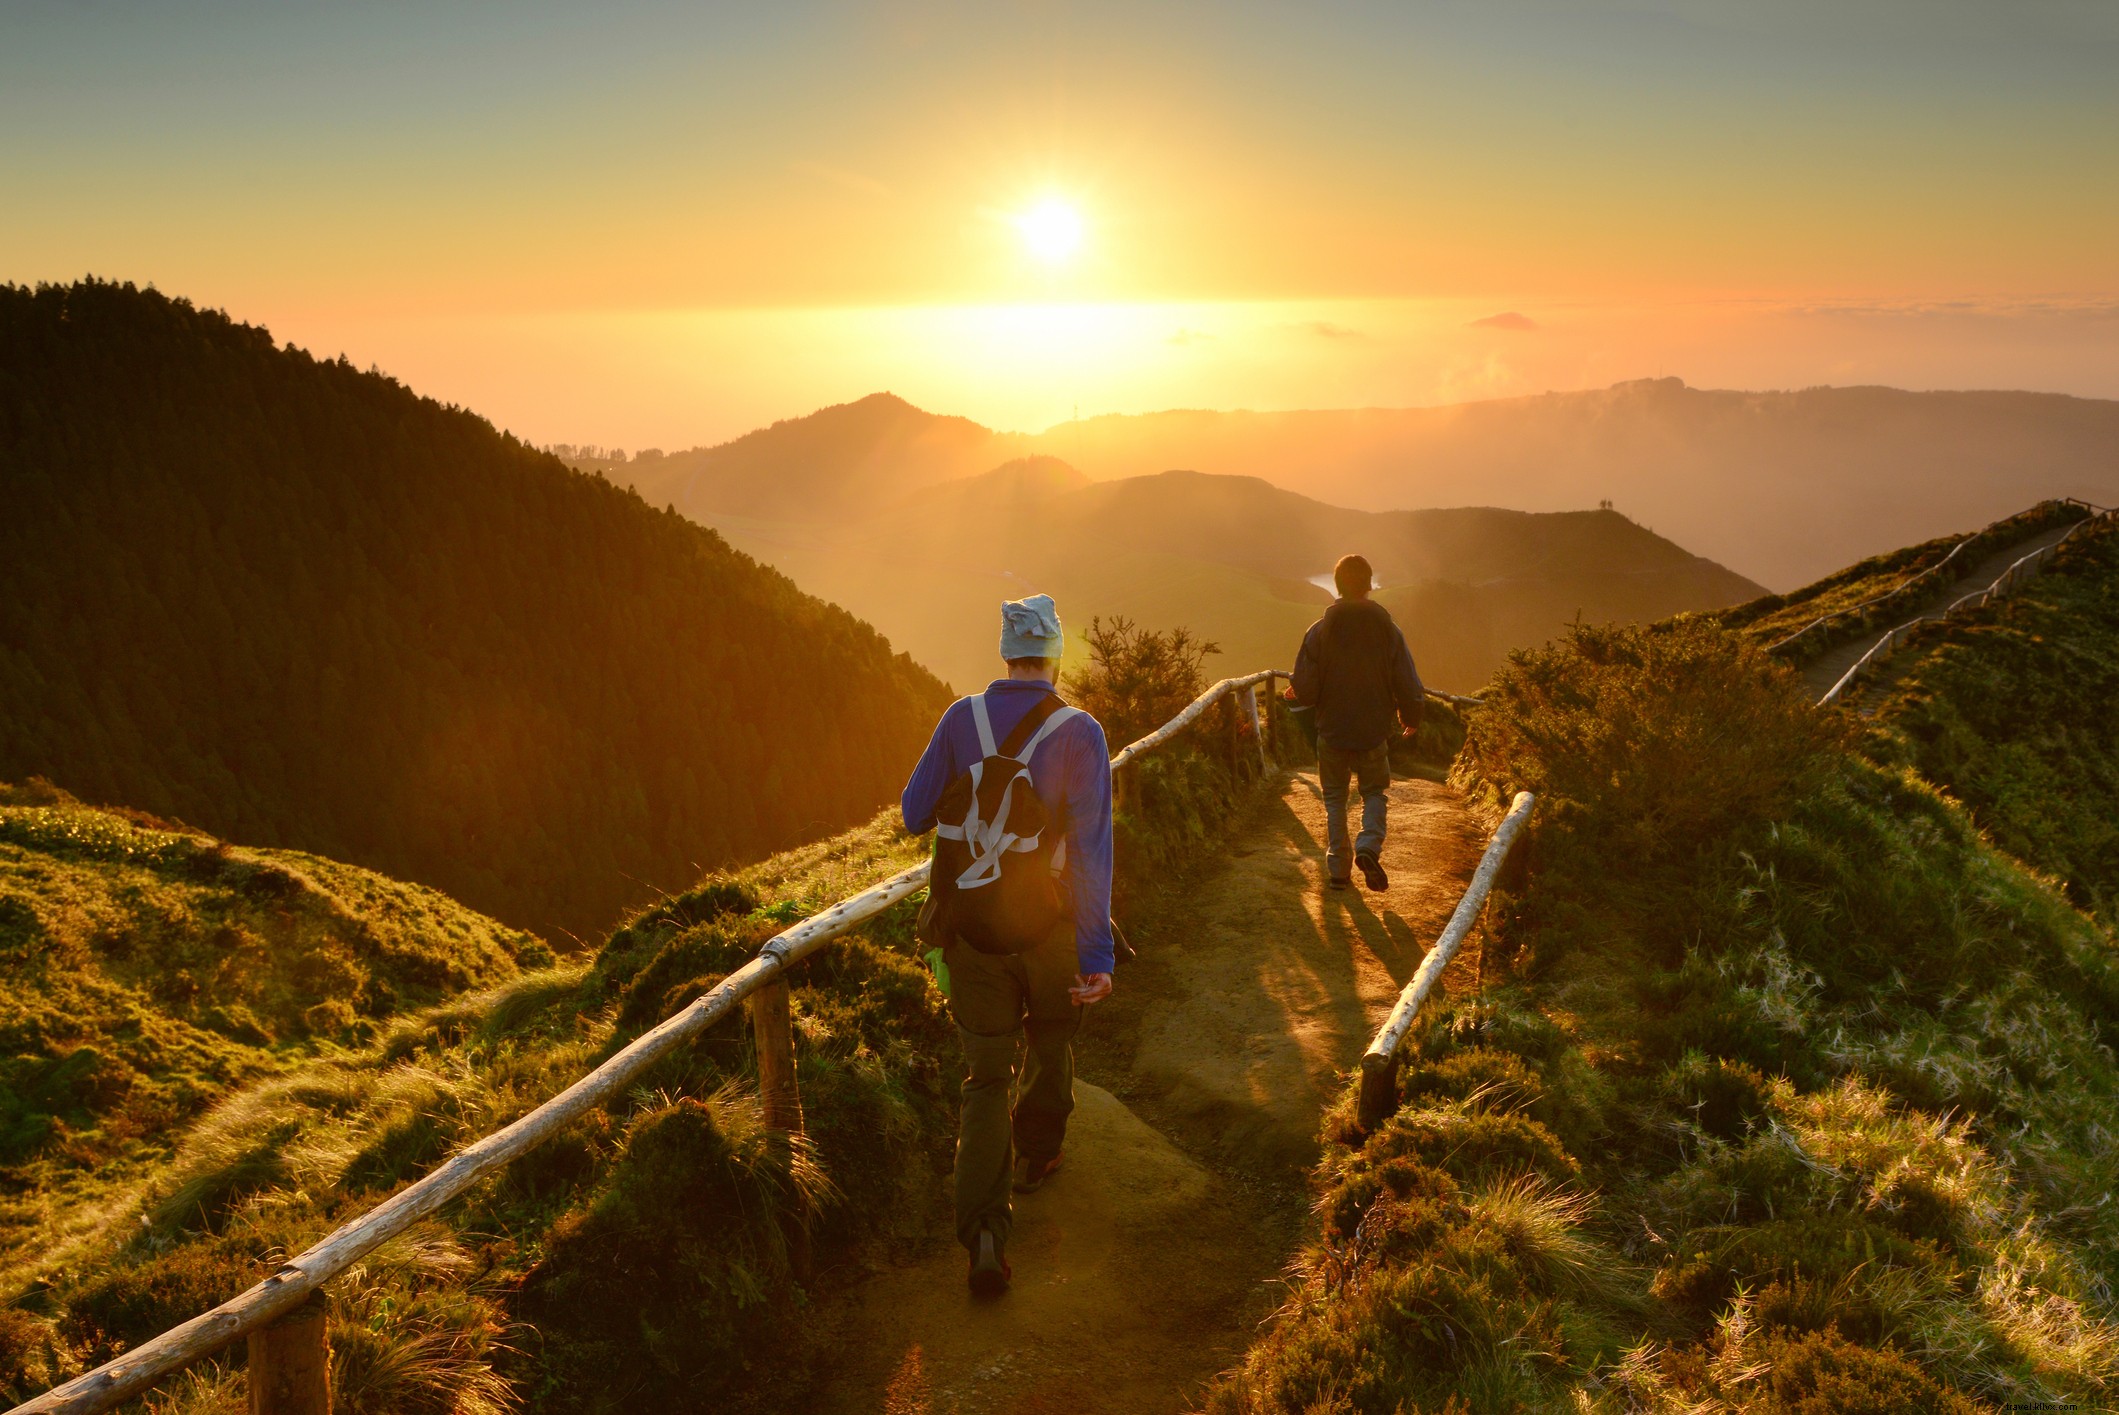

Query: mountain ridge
[[682, 454, 1765, 692], [593, 379, 2119, 592]]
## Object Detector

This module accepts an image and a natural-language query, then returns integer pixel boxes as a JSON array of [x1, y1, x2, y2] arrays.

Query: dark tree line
[[0, 280, 953, 941]]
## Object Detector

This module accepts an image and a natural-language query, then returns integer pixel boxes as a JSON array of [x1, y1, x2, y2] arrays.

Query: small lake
[[1307, 572, 1384, 593]]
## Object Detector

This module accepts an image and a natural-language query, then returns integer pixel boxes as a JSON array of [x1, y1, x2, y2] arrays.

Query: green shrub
[[1229, 584, 2119, 1411], [514, 1092, 821, 1413], [1064, 614, 1221, 751]]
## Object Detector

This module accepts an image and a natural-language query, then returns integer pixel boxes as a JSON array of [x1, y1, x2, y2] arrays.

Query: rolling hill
[[616, 450, 1765, 693], [0, 281, 953, 943], [0, 778, 536, 1264], [594, 382, 2119, 596]]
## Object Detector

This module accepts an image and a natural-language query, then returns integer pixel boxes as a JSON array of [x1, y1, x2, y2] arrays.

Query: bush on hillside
[[1064, 614, 1222, 751], [514, 1091, 820, 1414], [1460, 619, 1841, 867], [1217, 604, 2119, 1411]]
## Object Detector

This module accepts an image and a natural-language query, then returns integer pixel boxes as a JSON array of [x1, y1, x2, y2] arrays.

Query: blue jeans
[[1320, 742, 1390, 881]]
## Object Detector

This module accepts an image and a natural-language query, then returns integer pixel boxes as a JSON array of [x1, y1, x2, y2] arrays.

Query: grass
[[1716, 530, 1961, 645], [0, 779, 539, 1302], [1719, 500, 2088, 664], [1208, 608, 2119, 1412], [1866, 516, 2119, 929], [1, 669, 1284, 1412]]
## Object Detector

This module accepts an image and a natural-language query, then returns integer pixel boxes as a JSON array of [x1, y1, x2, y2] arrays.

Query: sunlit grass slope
[[1868, 518, 2119, 929], [0, 623, 1281, 1414], [0, 808, 946, 1412], [0, 777, 539, 1247], [1, 775, 1283, 1409], [1719, 500, 2088, 662], [1211, 608, 2119, 1411]]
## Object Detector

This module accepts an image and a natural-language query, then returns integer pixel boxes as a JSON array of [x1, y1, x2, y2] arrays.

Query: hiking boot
[[1015, 1152, 1063, 1193], [1328, 874, 1351, 891], [968, 1229, 1011, 1297], [1356, 851, 1388, 892]]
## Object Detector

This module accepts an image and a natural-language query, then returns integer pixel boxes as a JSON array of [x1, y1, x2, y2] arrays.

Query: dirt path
[[816, 770, 1482, 1415], [1801, 522, 2080, 698]]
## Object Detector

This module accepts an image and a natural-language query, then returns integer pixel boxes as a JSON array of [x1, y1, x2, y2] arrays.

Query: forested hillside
[[0, 281, 952, 941]]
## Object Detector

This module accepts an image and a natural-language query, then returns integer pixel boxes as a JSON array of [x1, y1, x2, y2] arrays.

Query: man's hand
[[1071, 972, 1113, 1006]]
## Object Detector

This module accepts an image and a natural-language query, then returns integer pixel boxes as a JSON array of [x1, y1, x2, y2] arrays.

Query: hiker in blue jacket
[[1291, 554, 1425, 892], [901, 593, 1113, 1297]]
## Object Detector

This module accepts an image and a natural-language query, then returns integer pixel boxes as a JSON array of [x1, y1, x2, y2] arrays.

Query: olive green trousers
[[944, 921, 1082, 1253]]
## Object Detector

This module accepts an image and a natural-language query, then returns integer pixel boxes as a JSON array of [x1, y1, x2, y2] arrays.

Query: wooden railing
[[15, 666, 1322, 1415], [1818, 500, 2114, 707], [1767, 498, 2102, 667], [1355, 790, 1537, 1131]]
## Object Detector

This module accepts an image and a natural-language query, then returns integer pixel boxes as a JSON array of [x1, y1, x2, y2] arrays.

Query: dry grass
[[1210, 609, 2119, 1412]]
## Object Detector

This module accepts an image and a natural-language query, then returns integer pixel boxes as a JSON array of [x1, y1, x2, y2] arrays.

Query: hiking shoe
[[1356, 851, 1389, 892], [1328, 874, 1352, 891], [1015, 1152, 1063, 1193], [968, 1230, 1011, 1297]]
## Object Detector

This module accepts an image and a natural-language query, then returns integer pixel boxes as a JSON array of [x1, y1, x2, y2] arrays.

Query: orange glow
[[5, 5, 2111, 445], [1016, 199, 1085, 264]]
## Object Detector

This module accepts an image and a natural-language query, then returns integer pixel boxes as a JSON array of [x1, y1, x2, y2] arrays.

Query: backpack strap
[[996, 691, 1068, 759], [968, 695, 1000, 758], [1013, 704, 1082, 764]]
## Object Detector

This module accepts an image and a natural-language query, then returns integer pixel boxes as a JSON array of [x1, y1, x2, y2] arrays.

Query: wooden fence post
[[1237, 677, 1254, 766], [749, 978, 811, 1279], [247, 1291, 329, 1415]]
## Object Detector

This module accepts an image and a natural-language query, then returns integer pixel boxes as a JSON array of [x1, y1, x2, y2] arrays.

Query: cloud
[[1167, 327, 1219, 345], [1470, 311, 1539, 332]]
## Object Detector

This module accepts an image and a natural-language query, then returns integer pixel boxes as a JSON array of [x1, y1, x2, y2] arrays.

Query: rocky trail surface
[[815, 769, 1483, 1415]]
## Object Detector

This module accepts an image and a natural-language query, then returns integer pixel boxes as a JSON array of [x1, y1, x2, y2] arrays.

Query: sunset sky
[[5, 1, 2115, 447]]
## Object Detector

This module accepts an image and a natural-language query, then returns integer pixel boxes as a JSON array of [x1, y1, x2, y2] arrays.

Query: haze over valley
[[580, 382, 2118, 688]]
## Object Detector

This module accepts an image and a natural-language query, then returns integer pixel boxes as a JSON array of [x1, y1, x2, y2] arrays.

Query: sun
[[1016, 198, 1084, 263]]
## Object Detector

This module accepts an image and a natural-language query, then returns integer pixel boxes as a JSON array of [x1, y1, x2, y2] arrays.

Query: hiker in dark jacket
[[901, 593, 1113, 1299], [1291, 555, 1425, 892]]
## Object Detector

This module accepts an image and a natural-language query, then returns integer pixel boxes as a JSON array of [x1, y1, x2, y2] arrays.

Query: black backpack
[[922, 692, 1083, 955]]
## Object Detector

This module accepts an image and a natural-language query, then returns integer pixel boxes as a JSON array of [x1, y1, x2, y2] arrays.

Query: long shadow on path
[[813, 769, 1482, 1415]]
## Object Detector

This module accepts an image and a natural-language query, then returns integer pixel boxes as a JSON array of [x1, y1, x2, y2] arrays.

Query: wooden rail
[[1818, 502, 2115, 707], [1355, 790, 1536, 1131], [13, 665, 1328, 1415], [1767, 498, 2103, 665]]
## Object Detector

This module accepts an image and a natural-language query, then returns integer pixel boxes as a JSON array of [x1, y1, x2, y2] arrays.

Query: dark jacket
[[1291, 597, 1425, 751]]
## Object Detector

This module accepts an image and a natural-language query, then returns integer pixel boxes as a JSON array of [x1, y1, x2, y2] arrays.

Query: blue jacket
[[901, 679, 1116, 975], [1292, 597, 1426, 751]]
